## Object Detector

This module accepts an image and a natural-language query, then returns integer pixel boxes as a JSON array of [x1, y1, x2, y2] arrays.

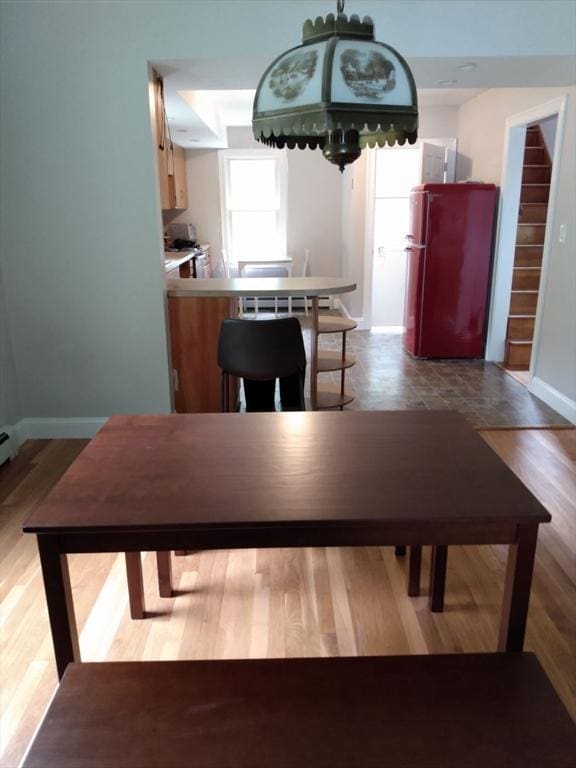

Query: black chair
[[218, 318, 306, 412]]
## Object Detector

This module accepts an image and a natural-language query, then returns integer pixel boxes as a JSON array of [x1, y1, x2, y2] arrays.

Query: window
[[219, 150, 287, 265]]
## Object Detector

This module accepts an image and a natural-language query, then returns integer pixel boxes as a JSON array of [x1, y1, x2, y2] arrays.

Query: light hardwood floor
[[1, 429, 575, 766]]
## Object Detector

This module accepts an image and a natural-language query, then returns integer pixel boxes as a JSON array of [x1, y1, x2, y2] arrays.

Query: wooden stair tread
[[317, 351, 356, 372], [506, 313, 536, 342], [317, 316, 357, 334], [316, 384, 355, 409], [504, 336, 533, 369]]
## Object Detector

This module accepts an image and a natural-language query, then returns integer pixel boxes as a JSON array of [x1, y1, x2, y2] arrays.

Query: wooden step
[[317, 316, 358, 334], [518, 203, 548, 224], [506, 315, 535, 341], [317, 351, 356, 372], [510, 290, 539, 315], [521, 184, 550, 204], [525, 127, 543, 147], [514, 245, 543, 267], [523, 146, 547, 165], [504, 340, 532, 370], [316, 383, 355, 409], [516, 223, 546, 246], [522, 165, 550, 184], [512, 267, 541, 291]]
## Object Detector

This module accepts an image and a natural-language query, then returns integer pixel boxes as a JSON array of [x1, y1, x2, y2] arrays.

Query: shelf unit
[[312, 313, 357, 410]]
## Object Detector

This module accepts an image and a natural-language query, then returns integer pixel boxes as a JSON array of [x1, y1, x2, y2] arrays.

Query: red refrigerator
[[403, 183, 497, 358]]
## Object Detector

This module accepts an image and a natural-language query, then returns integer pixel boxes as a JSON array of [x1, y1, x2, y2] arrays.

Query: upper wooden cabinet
[[169, 145, 188, 210], [157, 144, 170, 210], [152, 70, 188, 211]]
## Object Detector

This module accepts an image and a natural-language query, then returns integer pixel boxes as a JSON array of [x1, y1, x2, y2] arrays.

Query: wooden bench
[[22, 654, 575, 767]]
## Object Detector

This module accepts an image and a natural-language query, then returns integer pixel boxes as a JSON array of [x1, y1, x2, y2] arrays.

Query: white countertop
[[164, 245, 210, 273], [164, 252, 195, 273], [166, 276, 356, 298]]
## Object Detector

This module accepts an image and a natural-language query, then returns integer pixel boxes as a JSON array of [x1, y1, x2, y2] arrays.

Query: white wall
[[1, 1, 574, 428], [457, 87, 576, 409], [176, 127, 342, 280], [174, 150, 222, 258], [340, 153, 369, 319], [339, 105, 460, 320], [537, 114, 558, 156]]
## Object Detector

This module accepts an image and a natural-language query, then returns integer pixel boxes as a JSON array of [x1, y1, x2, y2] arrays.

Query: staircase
[[504, 125, 550, 370]]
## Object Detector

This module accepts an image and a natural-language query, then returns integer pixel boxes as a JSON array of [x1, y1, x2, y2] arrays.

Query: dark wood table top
[[22, 654, 576, 768], [23, 411, 550, 534]]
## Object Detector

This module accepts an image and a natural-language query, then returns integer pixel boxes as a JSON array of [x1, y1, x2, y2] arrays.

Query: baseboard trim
[[528, 377, 576, 424], [15, 417, 107, 445]]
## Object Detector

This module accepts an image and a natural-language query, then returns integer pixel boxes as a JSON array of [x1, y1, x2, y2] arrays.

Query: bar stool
[[218, 318, 306, 412]]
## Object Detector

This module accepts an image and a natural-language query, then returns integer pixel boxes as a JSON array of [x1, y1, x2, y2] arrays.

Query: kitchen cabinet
[[157, 146, 170, 210], [152, 69, 188, 211], [169, 296, 239, 413], [168, 145, 188, 210]]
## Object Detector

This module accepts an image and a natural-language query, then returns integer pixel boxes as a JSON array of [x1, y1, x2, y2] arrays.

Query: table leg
[[407, 545, 422, 597], [428, 545, 448, 612], [310, 296, 319, 410], [395, 545, 406, 557], [125, 552, 145, 620], [37, 535, 80, 681], [498, 524, 539, 652], [156, 551, 173, 597]]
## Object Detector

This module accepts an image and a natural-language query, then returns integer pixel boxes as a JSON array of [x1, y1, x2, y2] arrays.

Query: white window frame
[[218, 149, 288, 266]]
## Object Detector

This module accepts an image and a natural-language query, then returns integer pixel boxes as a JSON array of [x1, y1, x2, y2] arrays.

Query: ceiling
[[157, 53, 575, 149]]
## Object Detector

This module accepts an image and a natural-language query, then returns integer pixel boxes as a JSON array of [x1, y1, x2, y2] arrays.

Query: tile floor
[[238, 310, 568, 428], [311, 325, 568, 428]]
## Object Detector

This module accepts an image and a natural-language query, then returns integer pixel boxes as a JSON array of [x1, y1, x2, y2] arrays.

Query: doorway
[[485, 96, 568, 394], [371, 147, 420, 329], [367, 140, 451, 330], [503, 116, 558, 379]]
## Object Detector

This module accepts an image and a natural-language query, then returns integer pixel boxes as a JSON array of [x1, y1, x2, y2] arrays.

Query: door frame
[[485, 96, 567, 374], [363, 138, 456, 329]]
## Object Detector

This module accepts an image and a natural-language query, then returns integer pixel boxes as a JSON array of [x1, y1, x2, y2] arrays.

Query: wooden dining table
[[24, 410, 550, 679]]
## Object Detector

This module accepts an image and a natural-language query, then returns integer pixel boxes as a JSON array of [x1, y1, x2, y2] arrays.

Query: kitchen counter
[[167, 276, 357, 413], [166, 276, 356, 297], [164, 251, 196, 274], [164, 244, 211, 277]]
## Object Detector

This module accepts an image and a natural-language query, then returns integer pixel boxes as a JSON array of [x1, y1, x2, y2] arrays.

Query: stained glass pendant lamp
[[252, 0, 418, 172]]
